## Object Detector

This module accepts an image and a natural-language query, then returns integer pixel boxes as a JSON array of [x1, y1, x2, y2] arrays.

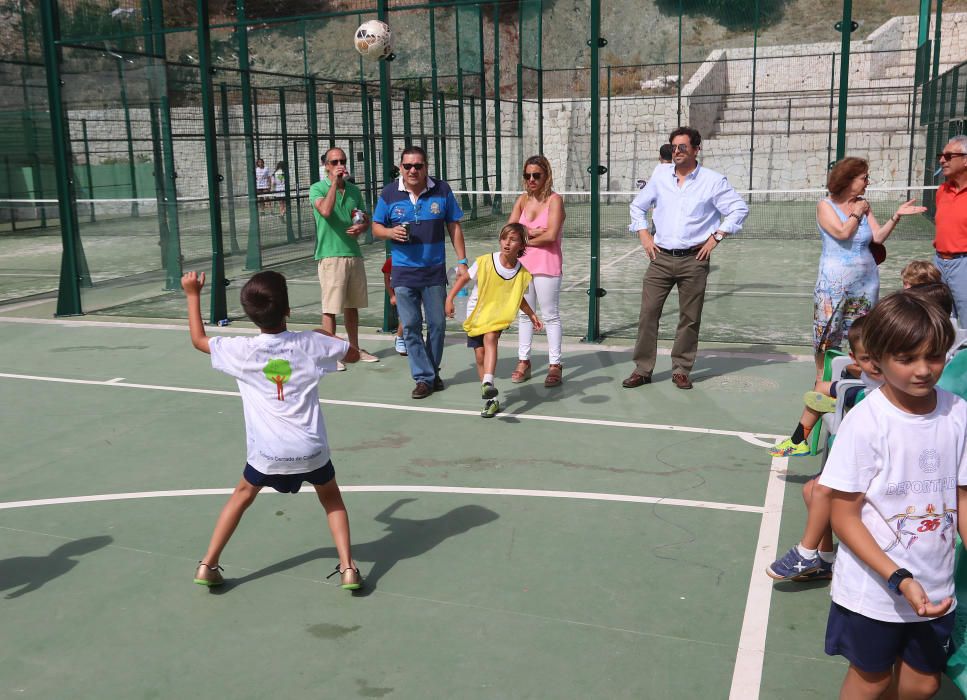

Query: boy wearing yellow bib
[[446, 224, 543, 417]]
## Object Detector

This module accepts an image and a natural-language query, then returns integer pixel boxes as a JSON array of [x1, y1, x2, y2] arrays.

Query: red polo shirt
[[935, 182, 967, 254]]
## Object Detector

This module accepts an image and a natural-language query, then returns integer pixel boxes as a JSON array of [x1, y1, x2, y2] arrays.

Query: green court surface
[[1, 315, 963, 699]]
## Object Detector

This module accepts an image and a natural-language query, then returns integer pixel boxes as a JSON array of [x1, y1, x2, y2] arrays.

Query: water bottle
[[351, 209, 365, 226], [451, 265, 469, 320]]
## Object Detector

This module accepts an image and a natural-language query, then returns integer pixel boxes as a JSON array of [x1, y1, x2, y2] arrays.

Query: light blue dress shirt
[[629, 163, 749, 249]]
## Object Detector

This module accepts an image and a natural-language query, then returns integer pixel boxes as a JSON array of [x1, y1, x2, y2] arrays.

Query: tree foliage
[[655, 0, 790, 31]]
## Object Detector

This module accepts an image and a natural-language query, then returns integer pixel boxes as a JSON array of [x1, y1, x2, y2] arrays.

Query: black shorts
[[467, 330, 501, 349], [825, 602, 955, 674], [242, 460, 335, 494]]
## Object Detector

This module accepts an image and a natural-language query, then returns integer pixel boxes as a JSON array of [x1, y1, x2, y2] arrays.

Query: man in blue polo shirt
[[373, 146, 468, 399]]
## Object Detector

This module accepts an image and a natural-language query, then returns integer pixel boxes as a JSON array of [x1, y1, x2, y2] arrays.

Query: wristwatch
[[712, 232, 725, 242], [887, 568, 914, 595]]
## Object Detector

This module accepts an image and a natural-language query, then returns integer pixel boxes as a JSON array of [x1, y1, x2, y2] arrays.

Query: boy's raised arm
[[181, 271, 211, 354]]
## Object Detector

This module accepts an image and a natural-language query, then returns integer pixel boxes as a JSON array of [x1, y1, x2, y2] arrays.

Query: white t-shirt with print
[[464, 252, 525, 319], [255, 166, 270, 190], [209, 330, 348, 475], [819, 388, 967, 622]]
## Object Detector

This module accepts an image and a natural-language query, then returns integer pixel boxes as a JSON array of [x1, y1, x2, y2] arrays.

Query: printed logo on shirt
[[919, 448, 940, 473], [882, 502, 957, 552], [430, 201, 441, 215], [263, 358, 292, 401], [393, 206, 406, 220]]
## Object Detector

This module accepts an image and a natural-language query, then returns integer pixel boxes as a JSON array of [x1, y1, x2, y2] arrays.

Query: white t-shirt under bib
[[465, 252, 525, 319], [209, 330, 348, 475], [819, 388, 967, 622]]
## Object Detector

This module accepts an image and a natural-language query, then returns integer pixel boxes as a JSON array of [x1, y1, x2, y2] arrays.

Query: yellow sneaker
[[803, 391, 836, 413], [769, 438, 810, 457]]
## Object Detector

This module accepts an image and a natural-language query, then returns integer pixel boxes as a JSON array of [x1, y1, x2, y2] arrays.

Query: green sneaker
[[481, 382, 498, 400], [481, 398, 500, 418], [769, 438, 811, 457], [803, 391, 836, 413]]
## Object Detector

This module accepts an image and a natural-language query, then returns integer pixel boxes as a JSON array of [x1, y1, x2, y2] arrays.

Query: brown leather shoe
[[622, 371, 652, 388], [411, 381, 433, 399], [671, 372, 693, 390]]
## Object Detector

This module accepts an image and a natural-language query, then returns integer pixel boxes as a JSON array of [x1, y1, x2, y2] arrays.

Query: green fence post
[[253, 86, 261, 159], [477, 5, 490, 209], [116, 58, 139, 218], [360, 81, 375, 212], [81, 119, 96, 223], [326, 90, 336, 150], [429, 7, 441, 171], [835, 0, 855, 160], [196, 0, 228, 324], [219, 83, 240, 254], [469, 94, 478, 216], [606, 66, 611, 200], [584, 0, 604, 343], [4, 156, 17, 231], [377, 0, 397, 334], [827, 53, 835, 168], [293, 141, 303, 239], [141, 0, 171, 275], [516, 62, 523, 164], [237, 0, 261, 271], [748, 0, 759, 190], [438, 91, 448, 181], [536, 67, 544, 155], [278, 87, 295, 243], [403, 87, 412, 147], [307, 78, 320, 186], [39, 0, 87, 315], [677, 0, 683, 125], [492, 0, 502, 215], [932, 0, 944, 83], [457, 68, 470, 209]]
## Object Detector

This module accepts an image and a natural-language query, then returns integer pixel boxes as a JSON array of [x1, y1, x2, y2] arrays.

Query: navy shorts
[[467, 330, 501, 349], [825, 602, 955, 674], [243, 460, 335, 494]]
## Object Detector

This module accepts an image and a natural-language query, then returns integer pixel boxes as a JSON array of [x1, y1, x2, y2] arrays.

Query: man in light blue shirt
[[623, 126, 748, 390]]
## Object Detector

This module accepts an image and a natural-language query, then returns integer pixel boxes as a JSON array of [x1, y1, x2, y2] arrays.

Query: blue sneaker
[[793, 556, 833, 582], [766, 545, 820, 581]]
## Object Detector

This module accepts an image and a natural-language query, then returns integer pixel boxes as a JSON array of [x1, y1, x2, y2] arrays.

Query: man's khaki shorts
[[318, 256, 368, 313]]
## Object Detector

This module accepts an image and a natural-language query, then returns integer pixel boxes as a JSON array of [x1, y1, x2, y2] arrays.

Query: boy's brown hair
[[499, 223, 528, 258], [240, 271, 289, 330], [846, 314, 867, 352], [861, 290, 954, 361], [900, 259, 942, 287], [906, 281, 955, 317]]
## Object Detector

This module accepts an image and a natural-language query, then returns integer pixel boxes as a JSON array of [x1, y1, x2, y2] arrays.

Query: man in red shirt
[[935, 135, 967, 321]]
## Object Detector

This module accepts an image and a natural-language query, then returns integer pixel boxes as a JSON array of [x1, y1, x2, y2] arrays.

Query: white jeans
[[518, 274, 562, 365]]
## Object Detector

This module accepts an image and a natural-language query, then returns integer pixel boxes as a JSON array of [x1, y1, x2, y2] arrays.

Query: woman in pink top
[[508, 155, 566, 387]]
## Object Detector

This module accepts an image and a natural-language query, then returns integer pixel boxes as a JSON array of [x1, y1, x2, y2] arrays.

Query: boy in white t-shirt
[[820, 290, 967, 698], [181, 269, 363, 590]]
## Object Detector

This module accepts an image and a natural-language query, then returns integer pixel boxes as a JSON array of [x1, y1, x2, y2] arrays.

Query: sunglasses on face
[[328, 158, 347, 165], [523, 172, 543, 181], [671, 143, 691, 153], [401, 163, 425, 171], [938, 152, 967, 162]]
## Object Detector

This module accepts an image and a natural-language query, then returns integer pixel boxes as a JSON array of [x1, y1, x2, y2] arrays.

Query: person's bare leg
[[891, 659, 941, 700], [201, 477, 261, 566], [483, 333, 499, 377], [815, 351, 825, 383], [344, 307, 360, 350], [474, 346, 485, 381], [800, 481, 834, 551], [313, 480, 354, 571], [321, 312, 337, 335], [839, 665, 892, 700]]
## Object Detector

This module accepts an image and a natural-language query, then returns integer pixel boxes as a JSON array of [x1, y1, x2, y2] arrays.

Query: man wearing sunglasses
[[310, 147, 378, 367], [935, 136, 967, 322], [624, 126, 748, 391], [373, 146, 468, 399]]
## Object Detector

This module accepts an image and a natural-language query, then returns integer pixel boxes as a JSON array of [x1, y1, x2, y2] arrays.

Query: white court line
[[0, 272, 61, 278], [729, 454, 788, 699], [0, 316, 815, 362], [564, 244, 641, 291], [0, 485, 764, 514], [0, 371, 785, 442]]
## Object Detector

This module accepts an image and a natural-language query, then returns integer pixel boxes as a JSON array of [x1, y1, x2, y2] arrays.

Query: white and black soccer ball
[[354, 20, 393, 62]]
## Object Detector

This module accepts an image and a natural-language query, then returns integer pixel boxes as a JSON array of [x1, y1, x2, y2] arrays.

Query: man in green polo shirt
[[311, 147, 377, 364]]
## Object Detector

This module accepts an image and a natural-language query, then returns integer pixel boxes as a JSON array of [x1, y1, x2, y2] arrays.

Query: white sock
[[818, 550, 836, 563], [797, 544, 818, 559], [483, 374, 494, 385]]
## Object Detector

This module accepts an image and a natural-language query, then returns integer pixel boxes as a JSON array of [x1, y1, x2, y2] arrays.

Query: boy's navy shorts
[[243, 460, 335, 494], [466, 330, 501, 349], [825, 602, 955, 674]]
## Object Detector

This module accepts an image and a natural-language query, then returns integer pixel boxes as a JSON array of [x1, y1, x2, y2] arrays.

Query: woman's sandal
[[511, 359, 532, 383], [544, 364, 563, 388], [327, 564, 363, 590]]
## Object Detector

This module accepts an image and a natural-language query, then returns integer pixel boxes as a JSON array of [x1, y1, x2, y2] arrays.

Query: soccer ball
[[354, 20, 393, 61]]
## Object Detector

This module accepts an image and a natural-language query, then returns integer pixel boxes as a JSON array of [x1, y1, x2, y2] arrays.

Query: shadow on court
[[224, 499, 498, 594], [0, 535, 113, 599]]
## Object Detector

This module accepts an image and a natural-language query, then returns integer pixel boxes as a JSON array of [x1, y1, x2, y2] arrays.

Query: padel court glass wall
[[0, 0, 958, 346]]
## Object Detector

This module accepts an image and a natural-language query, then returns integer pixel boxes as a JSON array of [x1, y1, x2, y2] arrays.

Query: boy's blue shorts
[[825, 602, 955, 674], [243, 460, 335, 494]]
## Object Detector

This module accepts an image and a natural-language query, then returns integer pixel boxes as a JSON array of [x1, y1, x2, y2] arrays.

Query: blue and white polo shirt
[[373, 176, 464, 288]]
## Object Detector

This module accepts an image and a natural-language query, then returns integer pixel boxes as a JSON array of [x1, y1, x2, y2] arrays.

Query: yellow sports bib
[[463, 254, 533, 337]]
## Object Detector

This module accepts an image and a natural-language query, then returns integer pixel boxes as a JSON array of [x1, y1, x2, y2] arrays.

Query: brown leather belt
[[656, 245, 702, 257], [937, 251, 967, 260]]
